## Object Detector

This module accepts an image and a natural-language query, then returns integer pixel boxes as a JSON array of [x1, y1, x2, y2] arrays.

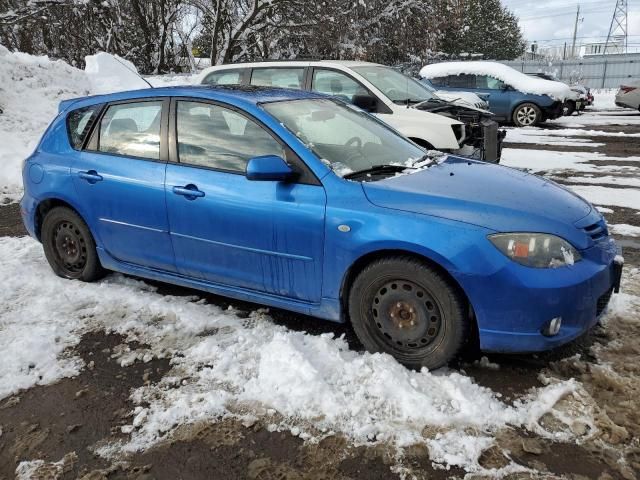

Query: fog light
[[542, 317, 562, 337]]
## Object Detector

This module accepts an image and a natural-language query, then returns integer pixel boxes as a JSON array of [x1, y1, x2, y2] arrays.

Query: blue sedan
[[20, 86, 622, 369]]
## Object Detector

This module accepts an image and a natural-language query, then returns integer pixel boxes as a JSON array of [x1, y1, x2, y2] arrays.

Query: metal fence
[[500, 53, 640, 89]]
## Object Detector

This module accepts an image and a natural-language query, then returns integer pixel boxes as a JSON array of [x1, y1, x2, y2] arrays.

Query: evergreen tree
[[438, 0, 525, 60]]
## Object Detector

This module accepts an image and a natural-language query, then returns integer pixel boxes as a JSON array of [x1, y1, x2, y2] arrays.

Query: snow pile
[[609, 224, 640, 237], [501, 148, 639, 174], [0, 236, 594, 473], [85, 52, 150, 94], [0, 45, 90, 201], [419, 61, 572, 101], [591, 89, 620, 111]]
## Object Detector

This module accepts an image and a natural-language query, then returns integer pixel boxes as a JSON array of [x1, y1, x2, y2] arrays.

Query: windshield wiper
[[343, 164, 406, 180]]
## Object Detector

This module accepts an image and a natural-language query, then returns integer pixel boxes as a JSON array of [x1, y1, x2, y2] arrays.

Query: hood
[[434, 91, 489, 111], [362, 156, 595, 249]]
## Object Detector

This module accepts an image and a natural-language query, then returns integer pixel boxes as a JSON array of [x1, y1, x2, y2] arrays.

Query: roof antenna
[[111, 55, 154, 89]]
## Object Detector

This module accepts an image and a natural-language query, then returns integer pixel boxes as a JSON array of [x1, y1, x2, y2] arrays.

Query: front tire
[[512, 103, 542, 127], [348, 257, 468, 370], [563, 100, 576, 116], [41, 206, 106, 282]]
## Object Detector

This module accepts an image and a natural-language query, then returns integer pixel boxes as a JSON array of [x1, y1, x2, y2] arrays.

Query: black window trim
[[169, 96, 321, 186], [308, 67, 393, 114], [85, 97, 170, 164]]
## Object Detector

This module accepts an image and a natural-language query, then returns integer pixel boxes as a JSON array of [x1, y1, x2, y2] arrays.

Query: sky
[[502, 0, 640, 52]]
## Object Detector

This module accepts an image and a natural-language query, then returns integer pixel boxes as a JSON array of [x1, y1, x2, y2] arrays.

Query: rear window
[[66, 104, 102, 150]]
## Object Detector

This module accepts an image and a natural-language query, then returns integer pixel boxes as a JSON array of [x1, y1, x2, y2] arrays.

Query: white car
[[615, 80, 640, 110], [197, 61, 504, 162]]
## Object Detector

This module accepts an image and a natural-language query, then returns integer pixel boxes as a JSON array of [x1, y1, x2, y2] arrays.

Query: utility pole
[[571, 4, 580, 58]]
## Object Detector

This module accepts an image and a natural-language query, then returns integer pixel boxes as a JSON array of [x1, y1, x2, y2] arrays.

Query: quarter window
[[98, 101, 163, 160], [176, 101, 284, 172], [202, 69, 244, 86], [250, 68, 305, 89], [67, 104, 101, 150], [311, 69, 369, 104]]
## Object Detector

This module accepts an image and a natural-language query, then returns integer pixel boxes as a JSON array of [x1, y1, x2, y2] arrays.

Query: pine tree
[[438, 0, 525, 60]]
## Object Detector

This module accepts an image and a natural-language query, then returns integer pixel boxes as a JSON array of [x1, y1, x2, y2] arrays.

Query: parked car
[[198, 61, 504, 162], [420, 82, 490, 110], [615, 80, 640, 110], [525, 73, 583, 115], [21, 85, 623, 369], [421, 61, 571, 127]]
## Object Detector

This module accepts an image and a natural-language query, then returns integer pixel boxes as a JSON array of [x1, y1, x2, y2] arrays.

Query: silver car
[[615, 80, 640, 111]]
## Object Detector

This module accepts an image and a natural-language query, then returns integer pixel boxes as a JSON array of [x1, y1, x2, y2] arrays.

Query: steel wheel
[[51, 220, 88, 275], [372, 279, 443, 351], [348, 257, 468, 370], [41, 206, 106, 282]]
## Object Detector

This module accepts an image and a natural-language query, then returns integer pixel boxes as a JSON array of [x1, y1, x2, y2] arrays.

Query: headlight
[[488, 233, 581, 268]]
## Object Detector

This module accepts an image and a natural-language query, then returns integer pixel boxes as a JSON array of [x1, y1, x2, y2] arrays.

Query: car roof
[[200, 60, 380, 72], [59, 85, 325, 113]]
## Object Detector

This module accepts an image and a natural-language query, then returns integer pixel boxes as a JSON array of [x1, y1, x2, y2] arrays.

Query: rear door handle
[[172, 185, 205, 199], [78, 170, 103, 183]]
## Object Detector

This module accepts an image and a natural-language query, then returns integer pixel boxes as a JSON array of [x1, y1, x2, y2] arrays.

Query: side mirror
[[246, 155, 294, 182], [502, 84, 513, 91], [352, 94, 377, 112]]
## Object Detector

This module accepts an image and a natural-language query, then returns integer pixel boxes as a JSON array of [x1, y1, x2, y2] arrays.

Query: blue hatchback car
[[21, 86, 622, 369]]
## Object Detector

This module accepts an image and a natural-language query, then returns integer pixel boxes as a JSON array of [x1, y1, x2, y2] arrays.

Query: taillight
[[620, 86, 637, 94]]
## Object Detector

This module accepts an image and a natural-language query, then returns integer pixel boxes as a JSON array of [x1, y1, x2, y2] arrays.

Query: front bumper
[[542, 101, 564, 120], [461, 237, 621, 353]]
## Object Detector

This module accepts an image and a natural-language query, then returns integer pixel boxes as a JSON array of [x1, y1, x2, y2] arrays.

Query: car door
[[70, 98, 177, 272], [164, 98, 326, 302], [474, 75, 513, 120]]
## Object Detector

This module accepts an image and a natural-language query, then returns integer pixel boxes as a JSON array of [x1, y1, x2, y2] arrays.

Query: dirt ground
[[1, 111, 640, 479]]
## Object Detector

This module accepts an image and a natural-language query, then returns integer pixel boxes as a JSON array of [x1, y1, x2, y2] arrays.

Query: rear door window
[[250, 68, 305, 89], [67, 104, 102, 149], [448, 74, 476, 88], [202, 69, 244, 86], [98, 101, 163, 160], [477, 75, 506, 90]]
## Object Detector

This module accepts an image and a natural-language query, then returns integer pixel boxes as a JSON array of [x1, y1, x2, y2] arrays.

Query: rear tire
[[512, 103, 542, 127], [348, 256, 468, 370], [41, 206, 106, 282]]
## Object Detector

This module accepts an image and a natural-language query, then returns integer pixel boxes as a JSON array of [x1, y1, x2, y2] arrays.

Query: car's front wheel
[[41, 206, 106, 282], [512, 103, 542, 127], [348, 257, 468, 370]]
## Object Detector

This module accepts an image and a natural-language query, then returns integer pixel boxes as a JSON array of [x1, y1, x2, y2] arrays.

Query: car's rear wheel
[[42, 206, 106, 282], [512, 103, 541, 127], [348, 257, 468, 370]]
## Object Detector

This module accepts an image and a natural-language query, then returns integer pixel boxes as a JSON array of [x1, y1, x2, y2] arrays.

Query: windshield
[[262, 98, 425, 178], [352, 65, 437, 104]]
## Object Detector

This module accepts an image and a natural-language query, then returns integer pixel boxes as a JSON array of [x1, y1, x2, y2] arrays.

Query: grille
[[583, 218, 609, 242], [596, 288, 613, 317]]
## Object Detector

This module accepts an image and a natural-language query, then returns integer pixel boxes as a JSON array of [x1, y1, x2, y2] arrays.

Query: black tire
[[41, 206, 106, 282], [512, 102, 542, 127], [563, 100, 576, 116], [348, 256, 468, 370]]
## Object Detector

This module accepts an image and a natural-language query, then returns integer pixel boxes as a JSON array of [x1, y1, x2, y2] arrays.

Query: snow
[[562, 175, 640, 188], [501, 148, 639, 174], [0, 45, 90, 201], [549, 111, 640, 127], [85, 52, 151, 94], [419, 61, 572, 101], [568, 185, 640, 210], [0, 236, 595, 473], [591, 89, 620, 111], [505, 128, 603, 147], [610, 224, 640, 237]]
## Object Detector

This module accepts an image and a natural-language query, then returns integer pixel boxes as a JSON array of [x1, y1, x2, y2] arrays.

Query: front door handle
[[172, 184, 205, 199], [78, 170, 103, 184]]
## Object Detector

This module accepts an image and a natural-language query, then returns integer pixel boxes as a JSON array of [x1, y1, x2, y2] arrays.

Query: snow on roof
[[419, 61, 572, 101]]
